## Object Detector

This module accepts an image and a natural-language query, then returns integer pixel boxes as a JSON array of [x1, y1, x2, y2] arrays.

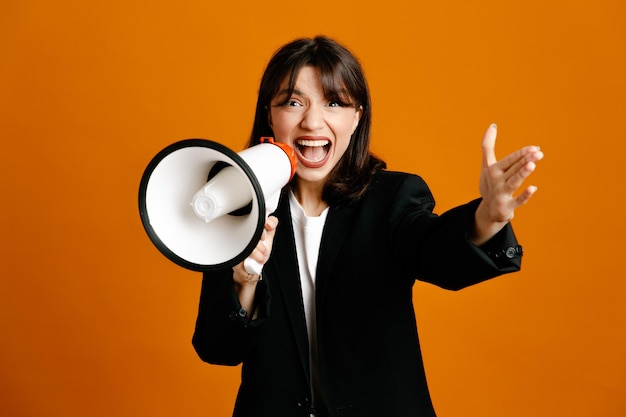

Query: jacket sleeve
[[389, 174, 523, 290], [192, 268, 271, 366]]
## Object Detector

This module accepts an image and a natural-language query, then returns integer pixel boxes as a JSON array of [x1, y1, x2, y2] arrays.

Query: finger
[[503, 154, 537, 184], [514, 185, 538, 207], [232, 262, 250, 280], [249, 244, 268, 263], [254, 239, 268, 256], [259, 216, 279, 242], [265, 216, 279, 231], [499, 146, 542, 173], [481, 123, 498, 168], [499, 160, 534, 197], [233, 261, 260, 283], [502, 146, 543, 187]]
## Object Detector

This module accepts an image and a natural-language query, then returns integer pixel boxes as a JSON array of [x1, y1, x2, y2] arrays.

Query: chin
[[296, 169, 332, 185]]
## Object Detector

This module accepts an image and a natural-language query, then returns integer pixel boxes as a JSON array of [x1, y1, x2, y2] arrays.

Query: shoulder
[[344, 170, 436, 216], [368, 170, 432, 199]]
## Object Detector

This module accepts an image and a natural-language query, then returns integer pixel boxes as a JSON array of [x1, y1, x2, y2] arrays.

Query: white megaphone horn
[[138, 137, 297, 274]]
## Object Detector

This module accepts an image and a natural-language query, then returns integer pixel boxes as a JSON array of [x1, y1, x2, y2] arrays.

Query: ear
[[266, 105, 273, 129], [352, 105, 363, 134]]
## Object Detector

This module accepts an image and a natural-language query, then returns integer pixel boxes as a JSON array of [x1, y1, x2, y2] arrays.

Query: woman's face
[[268, 66, 362, 188]]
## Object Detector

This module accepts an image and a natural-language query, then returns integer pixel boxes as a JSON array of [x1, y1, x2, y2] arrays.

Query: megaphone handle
[[244, 257, 263, 275]]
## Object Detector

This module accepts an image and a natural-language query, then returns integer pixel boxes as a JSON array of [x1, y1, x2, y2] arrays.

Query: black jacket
[[193, 170, 523, 417]]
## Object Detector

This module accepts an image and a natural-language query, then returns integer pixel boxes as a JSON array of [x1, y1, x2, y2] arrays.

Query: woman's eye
[[328, 101, 341, 107], [286, 100, 301, 107]]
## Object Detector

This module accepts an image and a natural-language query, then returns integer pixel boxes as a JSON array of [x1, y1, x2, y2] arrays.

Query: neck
[[291, 179, 328, 217]]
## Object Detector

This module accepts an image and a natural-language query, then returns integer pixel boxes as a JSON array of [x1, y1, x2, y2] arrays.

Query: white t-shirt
[[289, 191, 329, 408]]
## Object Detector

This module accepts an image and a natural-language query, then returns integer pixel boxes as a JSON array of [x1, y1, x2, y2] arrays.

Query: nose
[[300, 105, 325, 131]]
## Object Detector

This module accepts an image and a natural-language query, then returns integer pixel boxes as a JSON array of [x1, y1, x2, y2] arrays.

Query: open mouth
[[295, 138, 331, 167]]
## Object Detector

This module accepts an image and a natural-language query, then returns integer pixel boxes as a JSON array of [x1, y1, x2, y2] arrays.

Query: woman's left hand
[[471, 123, 544, 246]]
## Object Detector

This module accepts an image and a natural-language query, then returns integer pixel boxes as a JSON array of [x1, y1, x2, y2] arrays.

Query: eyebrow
[[275, 88, 304, 98], [273, 87, 355, 105]]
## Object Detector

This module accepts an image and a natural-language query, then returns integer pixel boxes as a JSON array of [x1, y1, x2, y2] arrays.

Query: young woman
[[192, 36, 543, 417]]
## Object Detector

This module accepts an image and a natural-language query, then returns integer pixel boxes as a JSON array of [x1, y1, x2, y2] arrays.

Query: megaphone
[[138, 137, 297, 274]]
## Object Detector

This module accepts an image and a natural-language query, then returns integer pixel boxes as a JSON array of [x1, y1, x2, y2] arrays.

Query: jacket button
[[297, 397, 310, 408]]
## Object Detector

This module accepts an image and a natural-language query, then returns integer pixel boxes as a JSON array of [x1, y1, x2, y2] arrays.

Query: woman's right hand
[[232, 216, 279, 313]]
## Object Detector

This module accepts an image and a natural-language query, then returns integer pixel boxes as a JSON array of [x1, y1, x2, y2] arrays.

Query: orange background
[[1, 1, 625, 416]]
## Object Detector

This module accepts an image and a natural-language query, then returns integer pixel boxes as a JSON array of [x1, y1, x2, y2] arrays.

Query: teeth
[[296, 139, 329, 163], [297, 139, 329, 147]]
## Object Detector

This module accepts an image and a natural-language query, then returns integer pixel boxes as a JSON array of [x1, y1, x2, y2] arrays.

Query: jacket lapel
[[315, 203, 358, 310], [266, 193, 311, 383]]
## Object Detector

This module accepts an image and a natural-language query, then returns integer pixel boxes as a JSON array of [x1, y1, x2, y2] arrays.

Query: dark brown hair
[[248, 35, 385, 205]]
